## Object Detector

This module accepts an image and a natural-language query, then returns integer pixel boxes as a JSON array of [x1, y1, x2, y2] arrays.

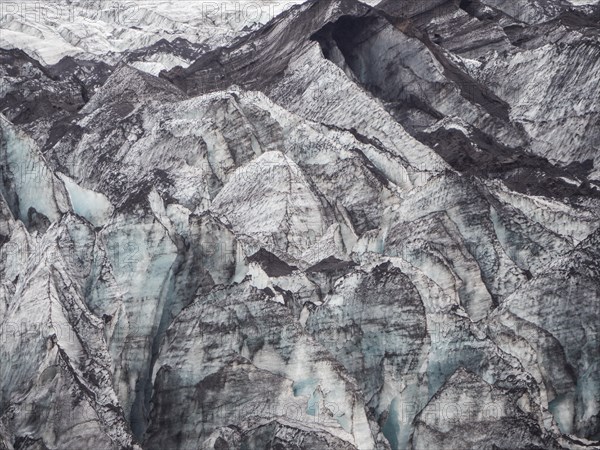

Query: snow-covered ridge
[[0, 0, 305, 73]]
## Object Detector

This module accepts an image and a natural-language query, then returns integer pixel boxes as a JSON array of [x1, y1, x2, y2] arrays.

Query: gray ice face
[[0, 0, 599, 449]]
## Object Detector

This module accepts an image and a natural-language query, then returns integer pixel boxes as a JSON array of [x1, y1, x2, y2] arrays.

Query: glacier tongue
[[0, 0, 599, 448]]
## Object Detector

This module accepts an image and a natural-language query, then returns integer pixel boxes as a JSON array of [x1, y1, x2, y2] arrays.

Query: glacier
[[0, 0, 599, 449]]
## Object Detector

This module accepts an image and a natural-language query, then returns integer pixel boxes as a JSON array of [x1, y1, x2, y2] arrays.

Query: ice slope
[[0, 0, 599, 448]]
